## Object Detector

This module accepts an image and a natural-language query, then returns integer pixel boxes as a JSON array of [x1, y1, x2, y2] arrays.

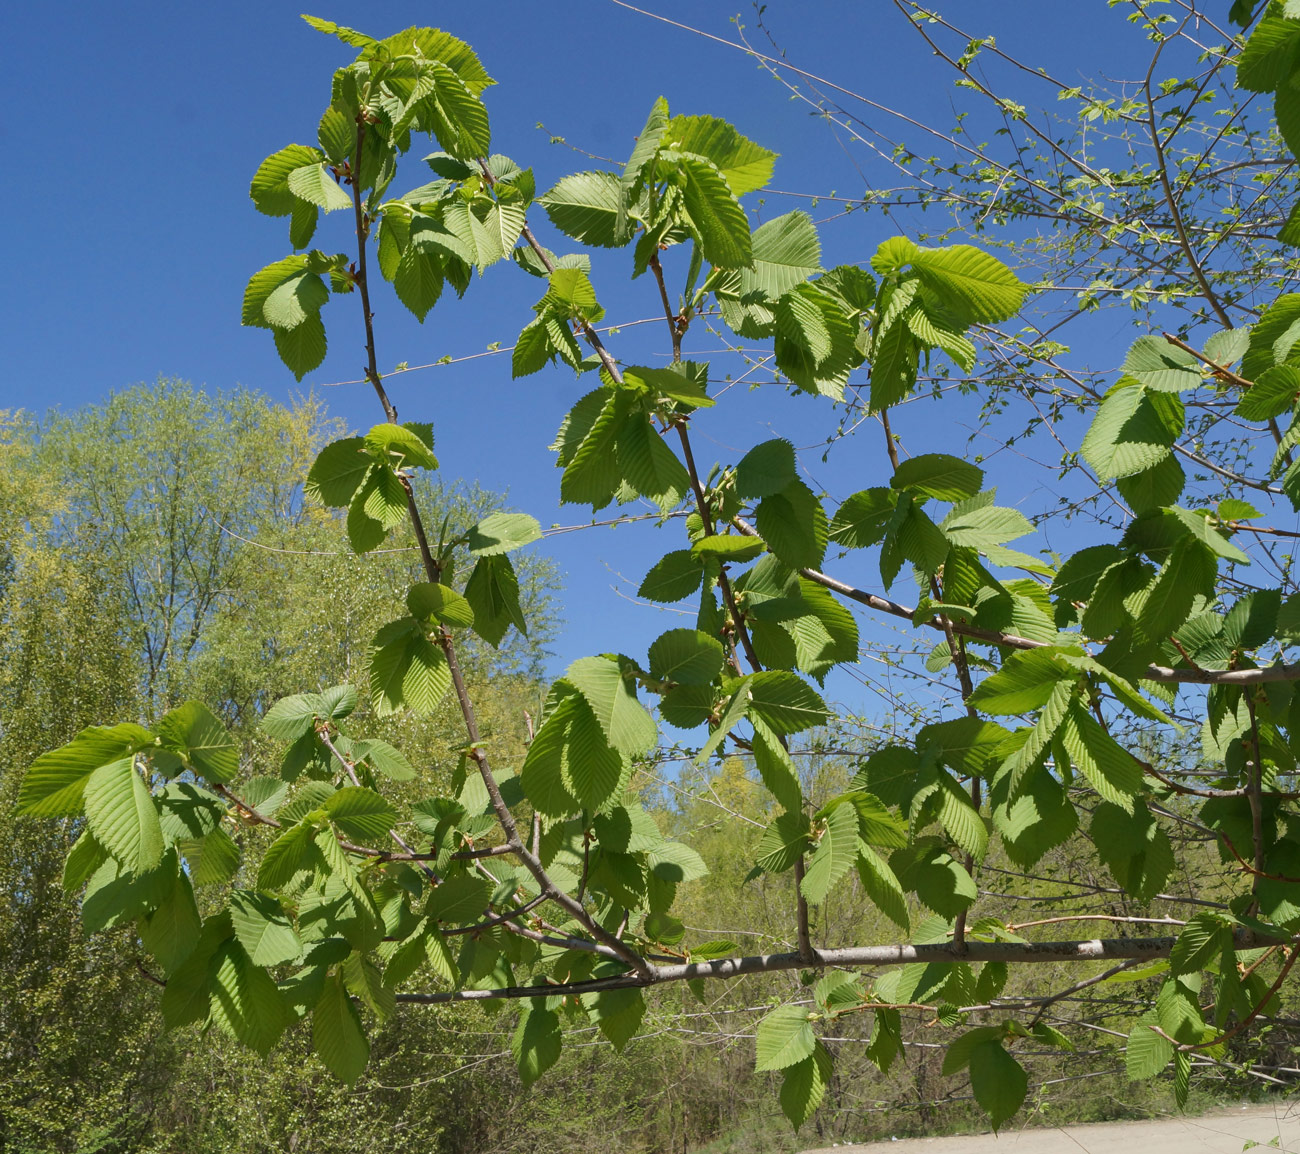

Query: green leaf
[[262, 270, 330, 331], [273, 312, 327, 381], [692, 534, 766, 564], [1169, 913, 1232, 976], [1237, 13, 1300, 91], [741, 211, 821, 299], [83, 756, 163, 873], [364, 422, 438, 470], [892, 843, 977, 918], [156, 701, 238, 783], [907, 244, 1025, 325], [648, 840, 709, 883], [1081, 383, 1183, 480], [755, 810, 812, 874], [856, 845, 909, 930], [666, 114, 776, 196], [751, 715, 803, 812], [892, 454, 983, 502], [467, 512, 542, 555], [541, 170, 626, 247], [306, 437, 370, 507], [943, 1025, 1004, 1075], [520, 695, 582, 817], [1126, 1015, 1173, 1080], [326, 787, 398, 842], [582, 987, 646, 1053], [969, 1040, 1026, 1130], [183, 826, 241, 887], [941, 505, 1034, 551], [559, 389, 626, 509], [674, 153, 752, 268], [1059, 702, 1144, 805], [369, 618, 451, 716], [1236, 365, 1300, 421], [251, 144, 326, 216], [735, 438, 797, 500], [638, 550, 704, 603], [139, 869, 203, 976], [406, 583, 475, 627], [210, 941, 288, 1056], [18, 723, 153, 817], [230, 890, 303, 967], [869, 317, 919, 410], [1117, 454, 1186, 513], [258, 820, 320, 890], [160, 910, 232, 1030], [830, 488, 895, 550], [622, 96, 670, 190], [617, 414, 690, 512], [800, 801, 859, 904], [739, 670, 825, 736], [648, 629, 725, 686], [427, 874, 492, 924], [756, 479, 827, 570], [513, 1001, 562, 1086], [1123, 335, 1201, 392], [755, 1004, 816, 1072], [566, 656, 657, 757], [1092, 801, 1174, 901], [82, 852, 175, 933], [314, 969, 369, 1085], [966, 649, 1071, 714], [63, 830, 108, 895], [621, 363, 715, 409], [286, 162, 353, 212], [464, 554, 528, 647], [779, 1041, 832, 1130], [261, 692, 329, 742], [393, 236, 443, 321], [773, 282, 860, 400]]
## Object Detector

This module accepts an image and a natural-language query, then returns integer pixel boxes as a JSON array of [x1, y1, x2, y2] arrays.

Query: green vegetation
[[12, 3, 1300, 1150]]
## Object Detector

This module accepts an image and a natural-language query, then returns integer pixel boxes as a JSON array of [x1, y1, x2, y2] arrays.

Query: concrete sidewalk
[[802, 1104, 1300, 1154]]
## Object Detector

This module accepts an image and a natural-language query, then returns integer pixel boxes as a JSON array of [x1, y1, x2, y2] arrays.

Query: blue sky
[[1, 1, 1164, 716]]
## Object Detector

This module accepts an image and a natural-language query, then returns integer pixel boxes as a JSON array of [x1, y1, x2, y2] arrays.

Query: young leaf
[[566, 656, 657, 757], [674, 154, 752, 269], [968, 1040, 1027, 1130], [313, 969, 369, 1085], [800, 801, 859, 904], [540, 170, 626, 247], [18, 723, 154, 818], [667, 114, 776, 196], [83, 757, 164, 874], [891, 454, 983, 502], [230, 890, 303, 967], [513, 1000, 563, 1085], [779, 1041, 833, 1130]]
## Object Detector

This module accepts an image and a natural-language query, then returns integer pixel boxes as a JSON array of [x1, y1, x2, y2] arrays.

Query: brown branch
[[1162, 332, 1253, 391], [729, 516, 1300, 686], [1246, 693, 1268, 899], [348, 122, 399, 424], [394, 930, 1285, 1005]]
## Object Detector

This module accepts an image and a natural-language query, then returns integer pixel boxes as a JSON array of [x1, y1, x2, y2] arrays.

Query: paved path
[[802, 1105, 1300, 1154]]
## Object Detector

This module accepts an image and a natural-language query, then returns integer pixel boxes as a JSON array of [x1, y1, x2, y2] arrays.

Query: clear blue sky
[[1, 1, 1153, 711]]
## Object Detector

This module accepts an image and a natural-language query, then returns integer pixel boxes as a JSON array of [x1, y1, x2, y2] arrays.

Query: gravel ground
[[800, 1104, 1300, 1154]]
